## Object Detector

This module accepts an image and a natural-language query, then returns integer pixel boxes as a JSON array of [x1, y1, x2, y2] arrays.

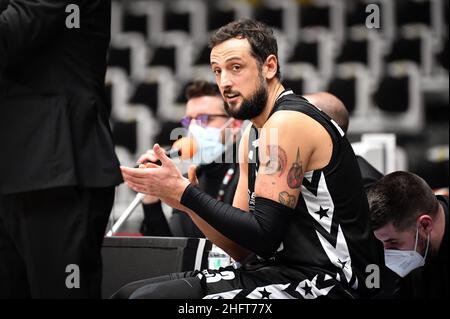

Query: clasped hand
[[120, 144, 192, 210]]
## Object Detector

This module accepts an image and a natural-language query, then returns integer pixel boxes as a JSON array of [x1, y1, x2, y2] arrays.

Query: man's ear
[[418, 214, 433, 234], [263, 54, 278, 80]]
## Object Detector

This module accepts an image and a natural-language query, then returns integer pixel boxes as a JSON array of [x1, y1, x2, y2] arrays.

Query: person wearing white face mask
[[136, 81, 243, 238], [188, 117, 235, 165], [368, 171, 449, 298]]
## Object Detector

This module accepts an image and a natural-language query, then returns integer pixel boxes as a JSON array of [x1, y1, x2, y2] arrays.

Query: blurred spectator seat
[[148, 33, 193, 80], [130, 82, 159, 115], [108, 46, 132, 76], [326, 64, 372, 132], [336, 28, 383, 80], [206, 0, 251, 34], [299, 0, 344, 46], [437, 38, 449, 72], [396, 0, 445, 42], [253, 0, 299, 43], [206, 0, 236, 32], [105, 68, 130, 120], [385, 28, 434, 76], [282, 63, 322, 96], [121, 0, 165, 44], [164, 0, 207, 44], [122, 10, 149, 39], [370, 62, 424, 134], [353, 0, 396, 44], [109, 33, 149, 81], [287, 30, 334, 81]]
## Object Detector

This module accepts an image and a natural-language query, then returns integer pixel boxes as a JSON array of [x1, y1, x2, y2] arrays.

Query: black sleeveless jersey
[[247, 90, 384, 296]]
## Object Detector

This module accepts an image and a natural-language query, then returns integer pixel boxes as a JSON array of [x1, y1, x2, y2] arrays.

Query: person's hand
[[137, 162, 160, 204], [121, 144, 191, 211], [187, 165, 199, 187], [136, 150, 160, 204], [137, 149, 159, 166]]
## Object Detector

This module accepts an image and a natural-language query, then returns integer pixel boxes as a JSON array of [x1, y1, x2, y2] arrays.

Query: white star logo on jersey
[[302, 170, 335, 233], [316, 224, 356, 287], [301, 170, 356, 287], [295, 275, 335, 299], [246, 283, 295, 299]]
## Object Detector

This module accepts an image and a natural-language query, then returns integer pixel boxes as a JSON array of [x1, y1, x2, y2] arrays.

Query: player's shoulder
[[263, 108, 319, 132]]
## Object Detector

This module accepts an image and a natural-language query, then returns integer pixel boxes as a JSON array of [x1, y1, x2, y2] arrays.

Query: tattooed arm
[[167, 114, 332, 259], [124, 112, 333, 258], [255, 110, 333, 208], [181, 124, 252, 261]]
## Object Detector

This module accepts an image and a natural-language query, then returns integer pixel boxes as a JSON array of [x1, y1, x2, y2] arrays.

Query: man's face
[[374, 221, 428, 256], [210, 38, 268, 120]]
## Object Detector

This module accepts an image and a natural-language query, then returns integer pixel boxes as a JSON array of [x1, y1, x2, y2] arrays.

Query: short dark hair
[[368, 171, 439, 231], [185, 80, 221, 100], [209, 18, 281, 79]]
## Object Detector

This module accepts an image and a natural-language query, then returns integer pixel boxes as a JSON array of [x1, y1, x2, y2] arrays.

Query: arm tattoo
[[279, 191, 296, 208], [287, 148, 303, 189], [263, 145, 287, 176]]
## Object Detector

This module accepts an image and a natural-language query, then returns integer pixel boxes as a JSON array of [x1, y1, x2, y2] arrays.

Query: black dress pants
[[110, 270, 203, 299], [0, 186, 115, 298]]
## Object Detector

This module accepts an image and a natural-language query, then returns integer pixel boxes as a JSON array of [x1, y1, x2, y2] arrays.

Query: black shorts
[[199, 262, 356, 299], [113, 261, 357, 299]]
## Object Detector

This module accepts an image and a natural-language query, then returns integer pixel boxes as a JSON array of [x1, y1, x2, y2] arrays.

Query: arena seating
[[107, 0, 448, 228]]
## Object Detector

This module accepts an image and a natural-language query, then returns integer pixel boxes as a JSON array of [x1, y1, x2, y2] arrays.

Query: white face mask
[[384, 227, 430, 278], [188, 118, 233, 165]]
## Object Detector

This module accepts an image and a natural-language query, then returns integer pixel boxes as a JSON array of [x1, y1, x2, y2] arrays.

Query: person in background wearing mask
[[137, 80, 242, 237], [368, 171, 449, 298]]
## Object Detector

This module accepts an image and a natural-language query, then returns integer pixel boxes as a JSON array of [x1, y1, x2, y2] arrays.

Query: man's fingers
[[120, 166, 150, 185], [121, 166, 152, 178], [145, 163, 159, 169], [137, 153, 158, 164], [126, 181, 147, 194], [123, 174, 145, 186], [153, 144, 171, 165], [188, 165, 198, 185]]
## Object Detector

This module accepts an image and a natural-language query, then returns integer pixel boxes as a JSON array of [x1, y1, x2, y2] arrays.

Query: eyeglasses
[[180, 114, 228, 128]]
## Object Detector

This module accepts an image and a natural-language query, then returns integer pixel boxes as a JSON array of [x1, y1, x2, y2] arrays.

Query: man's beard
[[224, 77, 268, 120]]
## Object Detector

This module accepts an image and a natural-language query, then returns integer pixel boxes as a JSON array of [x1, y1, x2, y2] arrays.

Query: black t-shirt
[[246, 90, 384, 297]]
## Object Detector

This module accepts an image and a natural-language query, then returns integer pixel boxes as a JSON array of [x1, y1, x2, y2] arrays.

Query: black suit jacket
[[0, 0, 8, 12], [0, 0, 122, 194]]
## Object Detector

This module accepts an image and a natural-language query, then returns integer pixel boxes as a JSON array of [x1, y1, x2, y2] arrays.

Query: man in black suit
[[0, 0, 7, 11], [0, 1, 122, 298]]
